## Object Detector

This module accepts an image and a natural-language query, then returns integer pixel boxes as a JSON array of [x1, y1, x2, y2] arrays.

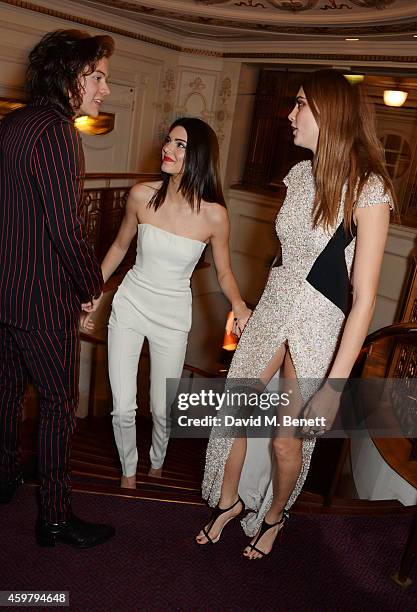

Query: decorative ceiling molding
[[84, 0, 412, 25], [66, 0, 417, 38], [0, 0, 214, 54], [1, 0, 416, 63], [196, 0, 397, 9], [349, 1, 395, 7], [223, 51, 417, 62]]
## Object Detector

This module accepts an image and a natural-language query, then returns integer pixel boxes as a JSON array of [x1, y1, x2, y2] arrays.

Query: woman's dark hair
[[26, 29, 114, 117], [148, 117, 226, 212]]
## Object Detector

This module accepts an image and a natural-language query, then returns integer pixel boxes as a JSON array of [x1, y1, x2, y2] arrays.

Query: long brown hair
[[302, 69, 395, 231], [148, 117, 226, 212]]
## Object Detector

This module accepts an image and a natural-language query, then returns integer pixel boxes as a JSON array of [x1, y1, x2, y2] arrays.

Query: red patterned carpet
[[1, 485, 416, 611]]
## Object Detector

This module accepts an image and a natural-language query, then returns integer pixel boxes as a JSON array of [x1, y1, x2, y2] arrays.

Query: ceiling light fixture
[[345, 38, 359, 41]]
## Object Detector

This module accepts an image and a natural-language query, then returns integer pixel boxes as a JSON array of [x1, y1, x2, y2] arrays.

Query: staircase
[[21, 415, 206, 505]]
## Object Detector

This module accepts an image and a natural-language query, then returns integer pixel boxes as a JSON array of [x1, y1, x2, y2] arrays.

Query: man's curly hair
[[26, 29, 114, 117]]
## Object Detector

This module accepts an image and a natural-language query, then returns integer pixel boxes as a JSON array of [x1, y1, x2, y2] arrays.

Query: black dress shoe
[[35, 513, 115, 548], [0, 475, 23, 504]]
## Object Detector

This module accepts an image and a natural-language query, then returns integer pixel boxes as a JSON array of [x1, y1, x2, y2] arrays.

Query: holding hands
[[80, 292, 103, 331], [80, 311, 95, 331], [81, 292, 103, 313]]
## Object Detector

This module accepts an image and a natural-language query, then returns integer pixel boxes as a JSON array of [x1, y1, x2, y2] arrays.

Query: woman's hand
[[300, 381, 343, 436], [230, 302, 252, 338], [80, 311, 95, 332]]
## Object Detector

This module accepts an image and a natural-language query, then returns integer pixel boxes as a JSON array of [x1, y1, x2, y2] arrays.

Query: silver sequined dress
[[202, 160, 392, 536]]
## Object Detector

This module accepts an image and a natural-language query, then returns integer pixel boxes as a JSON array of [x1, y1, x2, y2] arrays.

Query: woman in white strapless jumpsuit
[[108, 223, 205, 474], [84, 118, 251, 487]]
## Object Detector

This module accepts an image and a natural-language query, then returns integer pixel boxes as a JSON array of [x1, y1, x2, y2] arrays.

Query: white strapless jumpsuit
[[108, 223, 206, 474]]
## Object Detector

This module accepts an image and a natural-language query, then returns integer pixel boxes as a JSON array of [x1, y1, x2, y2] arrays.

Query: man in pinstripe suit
[[0, 30, 116, 548]]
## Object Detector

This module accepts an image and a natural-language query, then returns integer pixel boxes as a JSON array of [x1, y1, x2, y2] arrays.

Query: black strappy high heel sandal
[[244, 509, 289, 558], [197, 496, 245, 545]]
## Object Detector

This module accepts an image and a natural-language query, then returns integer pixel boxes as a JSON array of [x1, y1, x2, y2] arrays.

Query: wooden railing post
[[392, 511, 417, 588], [323, 439, 350, 507]]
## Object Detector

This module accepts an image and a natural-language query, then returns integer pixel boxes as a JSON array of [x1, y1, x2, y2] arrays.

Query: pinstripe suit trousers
[[0, 324, 79, 522], [0, 98, 103, 523]]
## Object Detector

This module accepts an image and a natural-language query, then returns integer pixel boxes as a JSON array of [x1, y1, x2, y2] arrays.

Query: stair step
[[21, 415, 205, 503], [73, 481, 200, 500], [71, 464, 200, 489]]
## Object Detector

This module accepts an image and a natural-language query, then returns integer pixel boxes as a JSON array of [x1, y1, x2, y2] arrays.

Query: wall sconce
[[0, 98, 25, 119], [222, 330, 237, 351], [222, 311, 237, 351], [0, 101, 116, 134], [343, 74, 364, 85], [383, 89, 408, 107], [74, 112, 115, 135]]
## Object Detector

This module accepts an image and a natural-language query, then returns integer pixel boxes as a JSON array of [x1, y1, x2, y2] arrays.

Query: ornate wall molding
[[156, 67, 177, 143], [179, 74, 211, 122], [214, 76, 232, 149]]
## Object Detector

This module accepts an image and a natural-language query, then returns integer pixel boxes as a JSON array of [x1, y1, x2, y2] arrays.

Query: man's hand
[[81, 292, 103, 313]]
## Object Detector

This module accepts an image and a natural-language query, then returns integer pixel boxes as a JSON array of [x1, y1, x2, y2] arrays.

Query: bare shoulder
[[129, 181, 162, 214], [129, 181, 162, 202], [201, 201, 229, 228]]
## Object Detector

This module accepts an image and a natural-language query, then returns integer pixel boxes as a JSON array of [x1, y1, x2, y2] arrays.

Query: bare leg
[[120, 474, 137, 489], [148, 467, 162, 478], [244, 350, 302, 559], [196, 343, 287, 544]]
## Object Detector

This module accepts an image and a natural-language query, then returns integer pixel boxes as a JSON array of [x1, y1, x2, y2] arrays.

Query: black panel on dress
[[306, 221, 356, 315]]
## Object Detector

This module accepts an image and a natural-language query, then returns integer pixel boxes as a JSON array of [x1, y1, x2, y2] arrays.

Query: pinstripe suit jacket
[[0, 97, 103, 331]]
